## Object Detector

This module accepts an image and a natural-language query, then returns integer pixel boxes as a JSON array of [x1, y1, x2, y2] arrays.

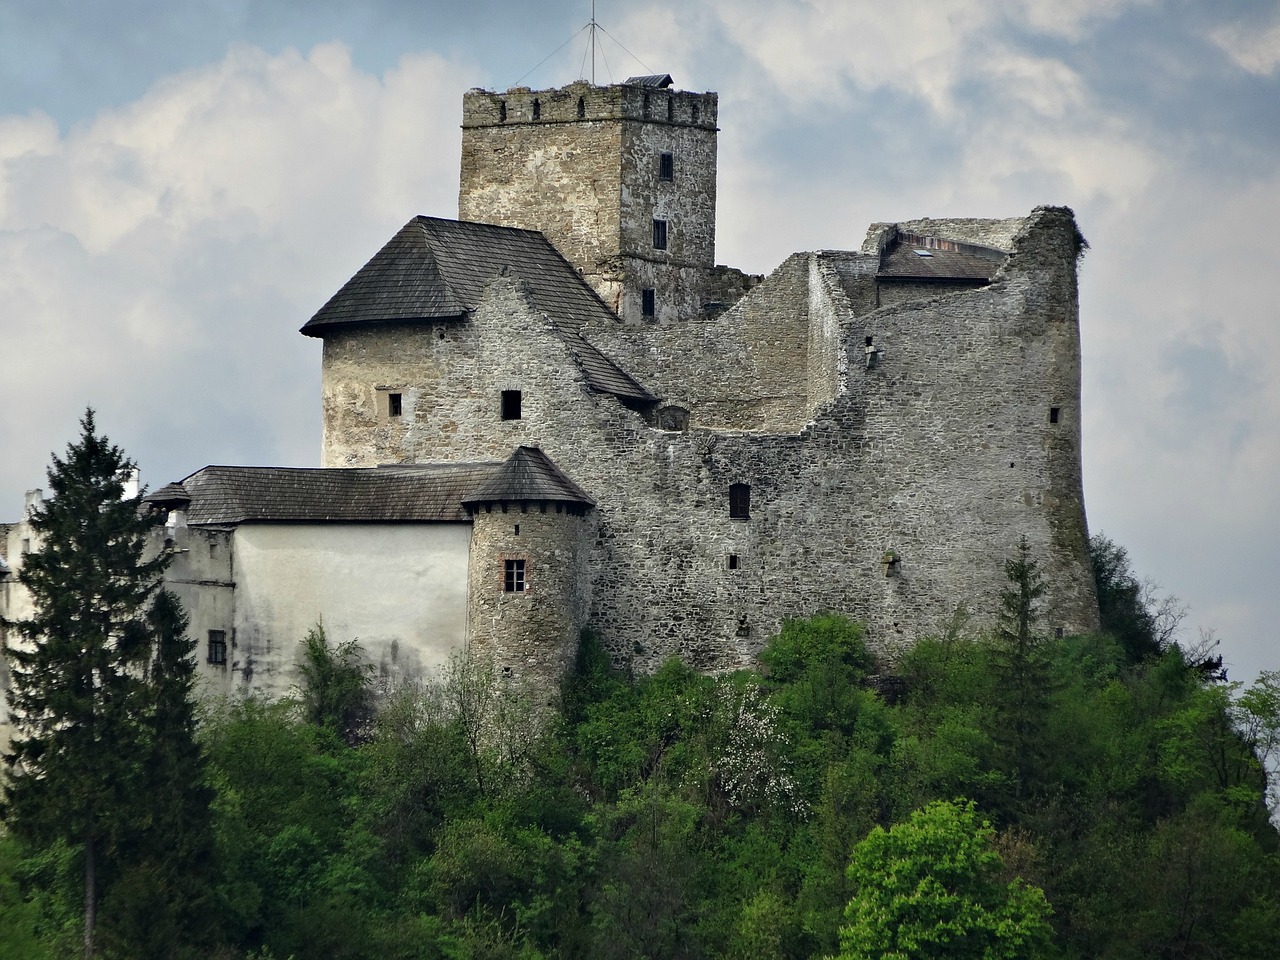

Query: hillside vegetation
[[5, 546, 1279, 959]]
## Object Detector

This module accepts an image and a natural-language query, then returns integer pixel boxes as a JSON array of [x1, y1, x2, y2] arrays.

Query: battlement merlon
[[462, 81, 719, 131]]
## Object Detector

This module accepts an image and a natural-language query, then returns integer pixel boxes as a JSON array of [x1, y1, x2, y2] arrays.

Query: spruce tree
[[3, 410, 211, 959], [990, 537, 1053, 801]]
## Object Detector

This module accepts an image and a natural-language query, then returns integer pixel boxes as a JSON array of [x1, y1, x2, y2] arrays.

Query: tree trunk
[[84, 834, 96, 960]]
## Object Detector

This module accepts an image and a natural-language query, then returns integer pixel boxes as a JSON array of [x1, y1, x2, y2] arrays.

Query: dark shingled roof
[[301, 216, 655, 403], [145, 482, 192, 507], [462, 447, 595, 509], [877, 231, 1007, 282], [625, 74, 673, 88], [170, 463, 501, 525]]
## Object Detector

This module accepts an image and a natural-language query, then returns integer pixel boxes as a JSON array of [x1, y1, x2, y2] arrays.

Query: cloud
[[1211, 14, 1280, 76], [0, 41, 473, 506]]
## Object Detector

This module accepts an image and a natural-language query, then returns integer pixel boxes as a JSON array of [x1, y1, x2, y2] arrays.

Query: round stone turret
[[462, 447, 594, 696]]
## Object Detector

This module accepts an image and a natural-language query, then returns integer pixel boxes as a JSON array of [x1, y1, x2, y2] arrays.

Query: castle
[[1, 74, 1099, 712]]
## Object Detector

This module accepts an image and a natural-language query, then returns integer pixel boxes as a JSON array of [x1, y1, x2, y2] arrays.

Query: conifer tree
[[2, 410, 211, 959], [990, 537, 1053, 800]]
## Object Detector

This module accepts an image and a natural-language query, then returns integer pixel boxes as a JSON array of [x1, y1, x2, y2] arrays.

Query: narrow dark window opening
[[514, 524, 520, 536], [691, 102, 700, 122], [1049, 407, 1060, 424], [643, 92, 650, 117], [388, 392, 402, 417], [729, 483, 751, 520], [666, 97, 673, 121], [641, 288, 656, 317], [504, 558, 526, 593], [728, 554, 739, 570], [532, 98, 541, 120], [577, 96, 585, 118], [207, 630, 227, 665], [501, 389, 522, 421], [652, 219, 668, 250], [659, 152, 674, 181], [498, 100, 506, 122], [1055, 626, 1065, 639]]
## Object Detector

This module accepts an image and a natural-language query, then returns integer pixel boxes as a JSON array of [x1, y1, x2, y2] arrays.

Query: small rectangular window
[[659, 152, 674, 181], [388, 392, 402, 417], [501, 389, 522, 421], [729, 483, 751, 520], [641, 288, 656, 317], [1049, 407, 1060, 424], [207, 630, 227, 665], [504, 558, 526, 593], [652, 219, 668, 250], [728, 554, 738, 570]]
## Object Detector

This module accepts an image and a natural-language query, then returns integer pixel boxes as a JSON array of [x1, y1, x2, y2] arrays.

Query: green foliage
[[8, 532, 1280, 960], [988, 538, 1055, 804], [1090, 533, 1163, 663], [2, 410, 215, 959], [296, 622, 374, 745], [838, 799, 1053, 960]]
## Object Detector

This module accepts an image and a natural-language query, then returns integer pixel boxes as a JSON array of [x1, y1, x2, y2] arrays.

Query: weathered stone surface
[[460, 81, 722, 324], [1, 76, 1101, 722]]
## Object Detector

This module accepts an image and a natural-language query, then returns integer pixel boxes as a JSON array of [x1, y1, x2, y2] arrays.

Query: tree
[[838, 799, 1053, 960], [296, 622, 374, 746], [2, 410, 210, 959], [1090, 533, 1181, 664], [989, 538, 1054, 800], [98, 589, 219, 959]]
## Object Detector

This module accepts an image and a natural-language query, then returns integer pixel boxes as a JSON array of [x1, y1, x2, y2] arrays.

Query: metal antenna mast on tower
[[589, 1, 598, 84]]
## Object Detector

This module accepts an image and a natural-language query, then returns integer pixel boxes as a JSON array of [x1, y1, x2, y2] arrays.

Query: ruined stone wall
[[589, 253, 829, 431], [876, 279, 991, 308], [466, 505, 590, 700], [318, 208, 1097, 674], [862, 217, 1027, 255]]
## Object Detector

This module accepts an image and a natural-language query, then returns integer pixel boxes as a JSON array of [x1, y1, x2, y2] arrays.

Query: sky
[[1, 0, 1277, 683]]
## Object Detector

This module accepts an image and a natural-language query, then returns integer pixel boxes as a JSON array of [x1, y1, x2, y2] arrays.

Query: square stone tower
[[459, 76, 719, 323]]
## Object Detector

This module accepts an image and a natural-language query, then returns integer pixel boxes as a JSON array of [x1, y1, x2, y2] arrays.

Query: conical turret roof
[[462, 446, 594, 509]]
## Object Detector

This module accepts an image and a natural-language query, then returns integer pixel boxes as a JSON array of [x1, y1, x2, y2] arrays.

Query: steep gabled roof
[[301, 216, 655, 404], [167, 463, 500, 525], [303, 216, 619, 332], [461, 446, 595, 510]]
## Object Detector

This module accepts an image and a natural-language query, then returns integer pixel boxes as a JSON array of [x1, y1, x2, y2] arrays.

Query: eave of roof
[[462, 446, 595, 509], [172, 463, 501, 525], [301, 216, 656, 404]]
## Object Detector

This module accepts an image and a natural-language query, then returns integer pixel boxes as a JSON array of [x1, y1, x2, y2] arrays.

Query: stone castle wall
[[466, 504, 591, 701], [319, 208, 1098, 674]]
